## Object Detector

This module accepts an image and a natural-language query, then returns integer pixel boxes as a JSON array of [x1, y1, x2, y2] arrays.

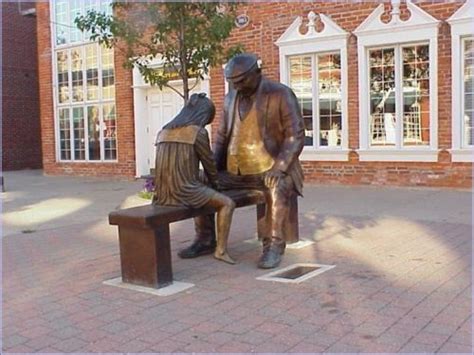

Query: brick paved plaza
[[2, 170, 472, 353]]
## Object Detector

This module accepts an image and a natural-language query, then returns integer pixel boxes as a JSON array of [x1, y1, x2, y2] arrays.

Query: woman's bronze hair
[[163, 93, 216, 129]]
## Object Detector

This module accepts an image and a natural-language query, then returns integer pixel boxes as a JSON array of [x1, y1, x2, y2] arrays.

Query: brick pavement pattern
[[2, 171, 472, 353]]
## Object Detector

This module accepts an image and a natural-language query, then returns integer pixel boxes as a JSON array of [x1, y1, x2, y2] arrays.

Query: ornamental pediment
[[276, 11, 348, 47], [354, 1, 439, 36]]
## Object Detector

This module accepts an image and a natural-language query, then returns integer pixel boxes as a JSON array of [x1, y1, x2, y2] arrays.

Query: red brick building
[[2, 2, 42, 171], [36, 1, 473, 188]]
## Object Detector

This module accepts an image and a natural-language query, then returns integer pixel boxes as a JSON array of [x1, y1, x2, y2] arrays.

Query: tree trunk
[[179, 11, 189, 104]]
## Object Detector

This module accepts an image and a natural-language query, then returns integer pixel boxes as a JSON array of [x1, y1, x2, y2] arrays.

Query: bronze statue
[[178, 53, 305, 269], [153, 93, 236, 264]]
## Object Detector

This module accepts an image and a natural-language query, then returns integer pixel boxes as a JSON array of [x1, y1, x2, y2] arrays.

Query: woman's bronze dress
[[153, 125, 218, 208]]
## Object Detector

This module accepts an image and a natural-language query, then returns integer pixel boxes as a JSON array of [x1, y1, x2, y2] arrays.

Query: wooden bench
[[109, 189, 299, 289]]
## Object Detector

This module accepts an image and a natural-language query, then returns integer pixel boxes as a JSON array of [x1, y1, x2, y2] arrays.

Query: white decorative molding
[[301, 149, 350, 162], [276, 11, 349, 48], [357, 149, 439, 162], [354, 0, 439, 37], [447, 0, 474, 28], [276, 11, 349, 160], [448, 0, 474, 154], [355, 0, 439, 160], [449, 149, 474, 163]]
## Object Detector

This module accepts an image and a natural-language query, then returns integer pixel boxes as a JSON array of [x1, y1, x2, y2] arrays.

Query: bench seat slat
[[109, 189, 266, 228]]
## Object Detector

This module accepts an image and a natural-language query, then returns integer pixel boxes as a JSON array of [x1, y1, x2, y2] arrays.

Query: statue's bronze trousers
[[194, 171, 295, 248]]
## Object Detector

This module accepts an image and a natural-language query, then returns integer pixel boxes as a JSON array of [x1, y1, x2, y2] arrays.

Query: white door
[[134, 72, 210, 177], [147, 88, 184, 172]]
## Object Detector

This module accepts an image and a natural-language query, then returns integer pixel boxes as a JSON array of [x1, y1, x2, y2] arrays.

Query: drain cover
[[257, 263, 335, 283]]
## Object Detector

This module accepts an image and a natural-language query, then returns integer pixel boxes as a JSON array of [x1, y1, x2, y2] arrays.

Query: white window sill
[[357, 149, 439, 162], [301, 149, 350, 161], [449, 149, 474, 163]]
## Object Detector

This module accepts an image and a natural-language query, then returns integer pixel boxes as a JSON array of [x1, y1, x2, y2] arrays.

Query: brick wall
[[2, 2, 42, 171], [209, 1, 472, 188], [36, 1, 472, 188]]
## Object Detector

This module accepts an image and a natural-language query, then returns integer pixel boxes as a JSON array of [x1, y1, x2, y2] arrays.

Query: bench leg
[[118, 225, 173, 289]]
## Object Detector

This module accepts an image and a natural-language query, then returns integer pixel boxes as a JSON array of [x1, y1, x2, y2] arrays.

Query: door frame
[[132, 67, 210, 177]]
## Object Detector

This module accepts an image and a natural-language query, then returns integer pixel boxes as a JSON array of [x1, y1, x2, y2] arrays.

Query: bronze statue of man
[[178, 53, 305, 269]]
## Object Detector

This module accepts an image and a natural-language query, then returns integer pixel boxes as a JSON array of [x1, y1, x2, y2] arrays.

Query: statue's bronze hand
[[264, 168, 285, 188]]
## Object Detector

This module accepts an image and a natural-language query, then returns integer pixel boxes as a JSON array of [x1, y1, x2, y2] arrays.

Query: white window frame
[[276, 12, 350, 162], [448, 0, 474, 162], [354, 1, 439, 162], [50, 0, 117, 163]]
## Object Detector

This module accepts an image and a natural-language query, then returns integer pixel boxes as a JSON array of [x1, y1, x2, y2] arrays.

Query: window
[[51, 0, 116, 162], [354, 1, 439, 162], [288, 53, 343, 148], [368, 44, 430, 148], [448, 1, 474, 162], [463, 38, 474, 147], [276, 11, 349, 161], [54, 0, 112, 46]]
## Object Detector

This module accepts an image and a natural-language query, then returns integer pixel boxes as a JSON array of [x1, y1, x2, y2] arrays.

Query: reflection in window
[[71, 48, 83, 102], [54, 0, 112, 47], [318, 54, 342, 147], [88, 106, 101, 160], [464, 38, 474, 146], [103, 104, 117, 160], [59, 108, 71, 160], [101, 46, 115, 100], [368, 44, 430, 147], [370, 48, 395, 146], [57, 51, 69, 104], [86, 45, 99, 101], [69, 0, 83, 43], [289, 53, 342, 148], [55, 0, 68, 45], [402, 45, 430, 146], [73, 107, 85, 160], [289, 56, 313, 146]]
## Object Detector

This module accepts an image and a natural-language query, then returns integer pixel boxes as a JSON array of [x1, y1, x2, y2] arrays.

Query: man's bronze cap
[[225, 53, 259, 80]]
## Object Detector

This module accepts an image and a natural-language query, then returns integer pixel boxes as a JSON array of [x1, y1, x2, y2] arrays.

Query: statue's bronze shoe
[[178, 241, 216, 259], [257, 246, 282, 269]]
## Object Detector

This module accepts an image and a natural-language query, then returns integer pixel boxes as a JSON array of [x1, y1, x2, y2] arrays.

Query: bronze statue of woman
[[153, 93, 236, 264]]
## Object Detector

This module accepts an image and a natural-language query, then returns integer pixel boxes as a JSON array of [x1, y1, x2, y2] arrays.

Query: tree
[[75, 2, 243, 103]]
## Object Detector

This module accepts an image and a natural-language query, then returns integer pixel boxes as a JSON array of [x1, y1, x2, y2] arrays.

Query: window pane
[[103, 104, 117, 160], [59, 108, 71, 160], [88, 106, 101, 160], [85, 45, 99, 101], [71, 49, 84, 102], [69, 0, 83, 43], [101, 46, 115, 100], [73, 107, 85, 160], [403, 45, 430, 146], [57, 51, 69, 104], [101, 0, 113, 16], [289, 56, 313, 146], [369, 48, 396, 146], [55, 0, 69, 45], [318, 54, 342, 147], [464, 38, 474, 146]]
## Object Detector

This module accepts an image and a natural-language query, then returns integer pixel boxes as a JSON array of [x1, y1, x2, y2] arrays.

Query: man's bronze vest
[[227, 98, 274, 175]]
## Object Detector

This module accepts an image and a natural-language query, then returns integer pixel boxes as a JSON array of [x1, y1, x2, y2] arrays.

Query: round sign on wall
[[235, 14, 250, 28]]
